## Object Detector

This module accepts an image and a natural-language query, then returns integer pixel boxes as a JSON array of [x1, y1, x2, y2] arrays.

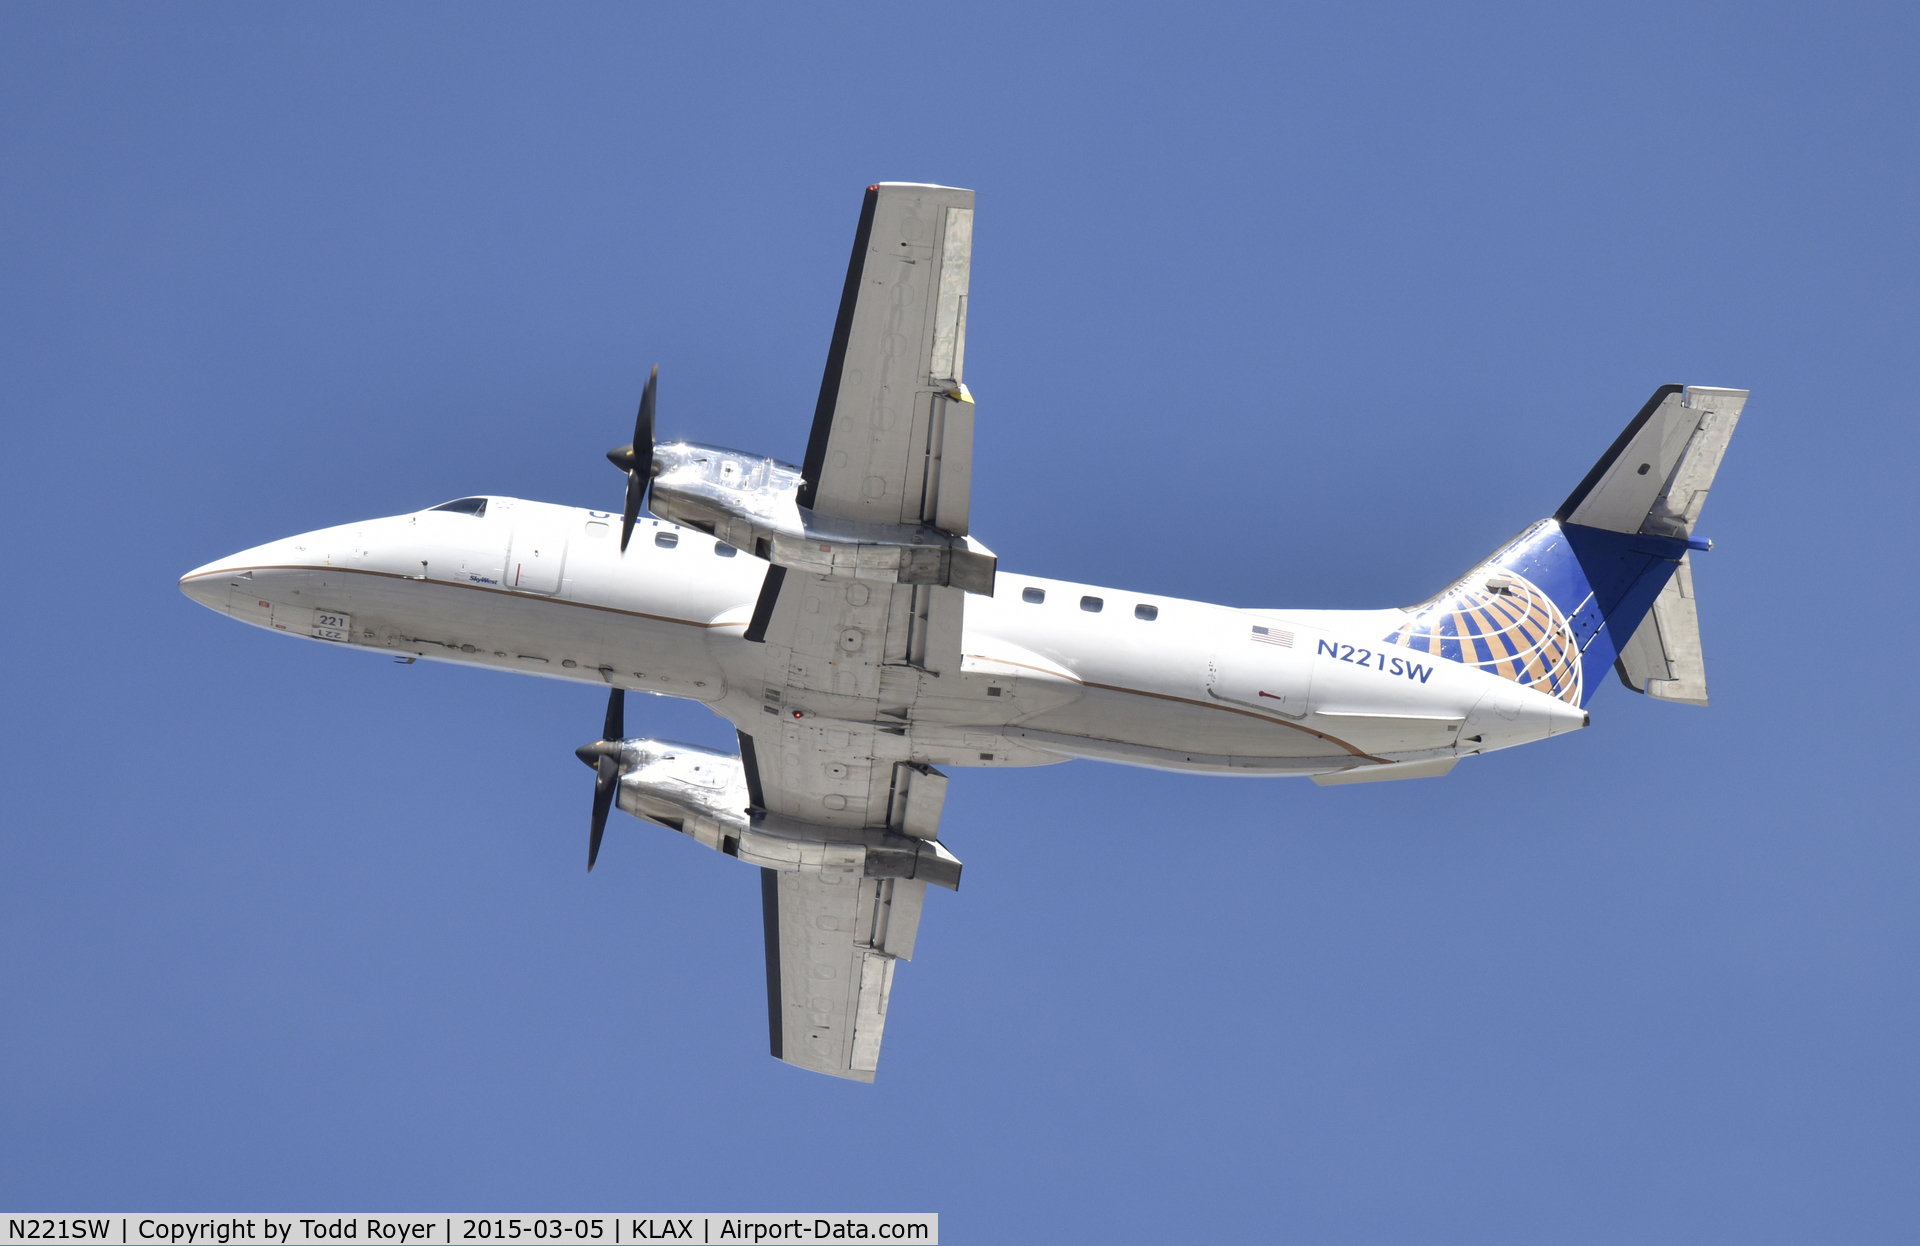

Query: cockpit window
[[429, 497, 488, 517]]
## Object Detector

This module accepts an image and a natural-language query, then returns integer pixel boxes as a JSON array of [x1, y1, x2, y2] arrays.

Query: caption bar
[[2, 1220, 935, 1246]]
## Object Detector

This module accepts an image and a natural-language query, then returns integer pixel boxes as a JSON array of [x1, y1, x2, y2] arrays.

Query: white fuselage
[[179, 496, 1585, 777]]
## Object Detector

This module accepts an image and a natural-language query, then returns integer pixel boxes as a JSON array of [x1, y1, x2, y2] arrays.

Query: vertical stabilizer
[[1386, 385, 1744, 709], [1614, 552, 1708, 705]]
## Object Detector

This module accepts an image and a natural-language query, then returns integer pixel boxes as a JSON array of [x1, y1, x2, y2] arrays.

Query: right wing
[[759, 867, 926, 1083], [738, 723, 958, 1082]]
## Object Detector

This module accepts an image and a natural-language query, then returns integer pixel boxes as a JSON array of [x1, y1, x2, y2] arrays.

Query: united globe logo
[[1383, 567, 1582, 705]]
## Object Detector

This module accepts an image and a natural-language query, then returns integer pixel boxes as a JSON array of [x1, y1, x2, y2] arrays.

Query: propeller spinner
[[605, 365, 659, 552], [574, 687, 626, 871]]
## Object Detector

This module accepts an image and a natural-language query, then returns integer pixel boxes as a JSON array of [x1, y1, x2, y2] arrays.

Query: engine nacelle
[[645, 442, 996, 596], [610, 737, 963, 890], [736, 811, 963, 891], [611, 738, 751, 853]]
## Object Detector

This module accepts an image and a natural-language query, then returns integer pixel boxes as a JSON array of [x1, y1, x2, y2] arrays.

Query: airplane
[[181, 182, 1746, 1082]]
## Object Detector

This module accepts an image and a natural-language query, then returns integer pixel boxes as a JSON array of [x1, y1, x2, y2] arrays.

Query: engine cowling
[[609, 737, 963, 890], [611, 738, 749, 853], [645, 442, 996, 596]]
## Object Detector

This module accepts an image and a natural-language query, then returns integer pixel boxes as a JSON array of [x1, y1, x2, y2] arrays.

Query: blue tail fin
[[1384, 385, 1747, 708]]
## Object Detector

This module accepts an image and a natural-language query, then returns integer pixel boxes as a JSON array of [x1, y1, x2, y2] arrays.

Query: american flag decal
[[1251, 625, 1294, 647]]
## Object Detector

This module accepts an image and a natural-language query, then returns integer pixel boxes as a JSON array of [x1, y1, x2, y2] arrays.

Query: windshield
[[428, 497, 488, 517]]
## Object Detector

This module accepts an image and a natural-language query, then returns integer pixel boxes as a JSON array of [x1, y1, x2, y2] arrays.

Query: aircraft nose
[[179, 536, 293, 613], [179, 556, 240, 613]]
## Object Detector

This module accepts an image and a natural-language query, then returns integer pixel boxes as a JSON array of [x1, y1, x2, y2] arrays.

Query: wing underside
[[737, 697, 957, 1081], [800, 183, 978, 534], [760, 867, 926, 1081], [735, 183, 981, 1081]]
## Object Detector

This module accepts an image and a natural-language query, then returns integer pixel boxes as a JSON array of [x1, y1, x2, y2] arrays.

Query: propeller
[[574, 686, 626, 871], [606, 365, 659, 552]]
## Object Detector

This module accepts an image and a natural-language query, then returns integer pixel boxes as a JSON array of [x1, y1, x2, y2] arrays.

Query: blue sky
[[3, 3, 1916, 1240]]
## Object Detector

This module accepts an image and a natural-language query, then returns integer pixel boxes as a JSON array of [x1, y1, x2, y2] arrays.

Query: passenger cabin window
[[713, 541, 737, 557], [429, 497, 488, 518], [655, 531, 678, 549], [1134, 604, 1159, 621], [1081, 596, 1104, 613], [1022, 587, 1046, 604]]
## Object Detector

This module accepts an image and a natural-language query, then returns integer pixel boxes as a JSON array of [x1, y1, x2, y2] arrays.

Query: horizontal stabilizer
[[1557, 385, 1748, 539], [1615, 552, 1709, 706]]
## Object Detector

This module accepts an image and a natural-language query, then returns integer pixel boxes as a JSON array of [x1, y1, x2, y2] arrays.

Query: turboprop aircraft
[[181, 183, 1746, 1082]]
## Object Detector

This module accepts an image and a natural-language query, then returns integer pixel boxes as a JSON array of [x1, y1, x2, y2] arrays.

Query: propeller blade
[[589, 753, 617, 871], [615, 366, 658, 553], [586, 686, 626, 871], [620, 469, 644, 552], [634, 364, 657, 461], [602, 686, 625, 741]]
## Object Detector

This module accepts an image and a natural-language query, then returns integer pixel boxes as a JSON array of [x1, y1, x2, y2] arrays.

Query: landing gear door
[[1207, 621, 1314, 719]]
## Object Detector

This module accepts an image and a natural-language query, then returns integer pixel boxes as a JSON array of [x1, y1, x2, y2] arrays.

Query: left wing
[[798, 182, 978, 535]]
